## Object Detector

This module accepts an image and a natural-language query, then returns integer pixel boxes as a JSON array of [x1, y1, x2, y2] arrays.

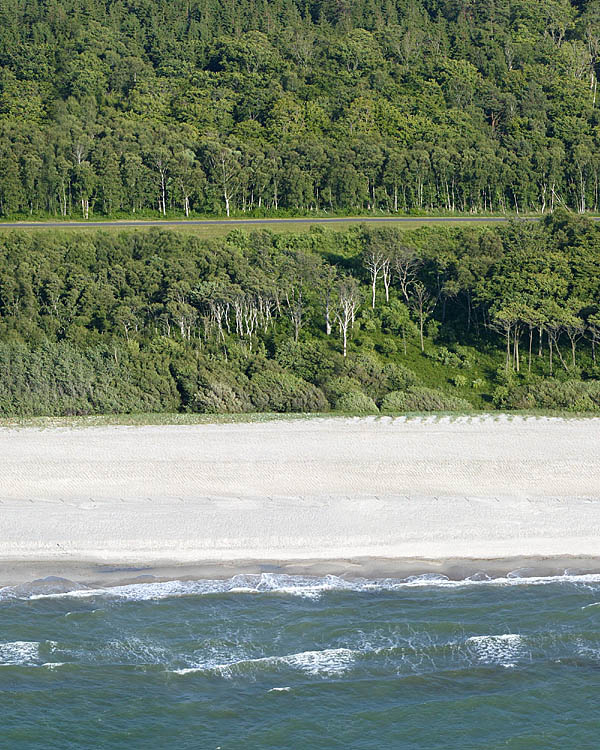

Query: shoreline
[[3, 555, 600, 591], [0, 416, 598, 588]]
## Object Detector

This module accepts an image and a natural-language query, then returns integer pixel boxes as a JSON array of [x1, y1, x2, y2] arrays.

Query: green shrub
[[192, 382, 252, 413], [352, 336, 375, 350], [343, 352, 414, 402], [535, 380, 600, 410], [494, 379, 600, 411], [0, 341, 182, 416], [360, 316, 379, 332], [381, 300, 413, 333], [381, 386, 471, 413], [335, 391, 379, 414], [402, 386, 472, 412], [435, 346, 471, 369], [380, 390, 408, 411], [455, 345, 473, 369], [322, 376, 364, 404], [249, 370, 328, 413], [376, 338, 397, 355], [275, 339, 340, 384], [451, 374, 467, 388], [491, 384, 514, 409], [177, 358, 253, 414], [382, 362, 418, 391]]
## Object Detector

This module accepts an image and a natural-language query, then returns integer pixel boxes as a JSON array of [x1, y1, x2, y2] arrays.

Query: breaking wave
[[173, 647, 357, 678], [0, 627, 597, 679], [2, 571, 600, 604]]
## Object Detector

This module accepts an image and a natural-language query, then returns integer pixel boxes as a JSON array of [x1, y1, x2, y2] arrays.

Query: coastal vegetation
[[1, 0, 600, 219], [0, 210, 599, 416]]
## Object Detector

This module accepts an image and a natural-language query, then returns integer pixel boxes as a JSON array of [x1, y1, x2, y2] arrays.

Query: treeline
[[0, 210, 599, 416], [1, 0, 600, 218]]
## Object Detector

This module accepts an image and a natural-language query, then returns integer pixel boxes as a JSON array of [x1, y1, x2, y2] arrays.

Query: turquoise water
[[1, 573, 599, 749]]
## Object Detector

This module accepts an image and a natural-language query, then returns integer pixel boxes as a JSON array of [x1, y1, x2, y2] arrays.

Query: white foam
[[281, 647, 355, 676], [575, 638, 600, 660], [172, 646, 356, 678], [171, 666, 206, 675], [3, 571, 600, 604], [467, 634, 525, 668], [0, 641, 39, 666], [403, 574, 450, 584], [102, 637, 171, 665], [172, 656, 276, 678]]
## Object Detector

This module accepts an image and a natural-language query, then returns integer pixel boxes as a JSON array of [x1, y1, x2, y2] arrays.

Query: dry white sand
[[0, 415, 599, 581]]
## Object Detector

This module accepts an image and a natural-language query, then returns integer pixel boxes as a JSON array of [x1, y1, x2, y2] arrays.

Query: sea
[[1, 572, 599, 749]]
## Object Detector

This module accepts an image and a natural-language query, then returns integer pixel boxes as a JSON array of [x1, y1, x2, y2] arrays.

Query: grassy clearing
[[359, 330, 500, 409], [0, 217, 510, 239]]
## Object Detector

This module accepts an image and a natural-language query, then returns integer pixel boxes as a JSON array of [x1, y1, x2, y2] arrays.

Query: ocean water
[[1, 573, 599, 749]]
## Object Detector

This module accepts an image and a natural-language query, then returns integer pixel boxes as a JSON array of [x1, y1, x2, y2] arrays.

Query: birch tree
[[334, 278, 361, 357], [362, 243, 387, 309], [410, 281, 435, 353], [152, 148, 170, 216], [393, 246, 420, 303], [205, 142, 241, 218]]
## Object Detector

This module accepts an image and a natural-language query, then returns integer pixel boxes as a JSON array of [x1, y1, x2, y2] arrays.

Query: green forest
[[1, 0, 599, 219], [1, 211, 599, 416]]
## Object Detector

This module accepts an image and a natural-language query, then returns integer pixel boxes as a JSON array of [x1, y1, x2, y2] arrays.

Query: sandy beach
[[0, 415, 599, 585]]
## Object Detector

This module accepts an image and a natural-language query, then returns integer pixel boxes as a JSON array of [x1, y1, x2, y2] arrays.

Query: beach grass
[[0, 409, 597, 429]]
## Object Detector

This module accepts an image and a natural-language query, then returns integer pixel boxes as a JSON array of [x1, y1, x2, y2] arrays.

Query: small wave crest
[[5, 630, 595, 678], [172, 647, 356, 678], [282, 647, 356, 676]]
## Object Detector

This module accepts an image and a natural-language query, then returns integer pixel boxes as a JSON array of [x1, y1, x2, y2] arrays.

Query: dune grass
[[0, 409, 597, 429]]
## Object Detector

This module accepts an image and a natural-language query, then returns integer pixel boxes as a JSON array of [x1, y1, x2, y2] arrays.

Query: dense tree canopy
[[0, 211, 599, 416], [0, 0, 599, 219]]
